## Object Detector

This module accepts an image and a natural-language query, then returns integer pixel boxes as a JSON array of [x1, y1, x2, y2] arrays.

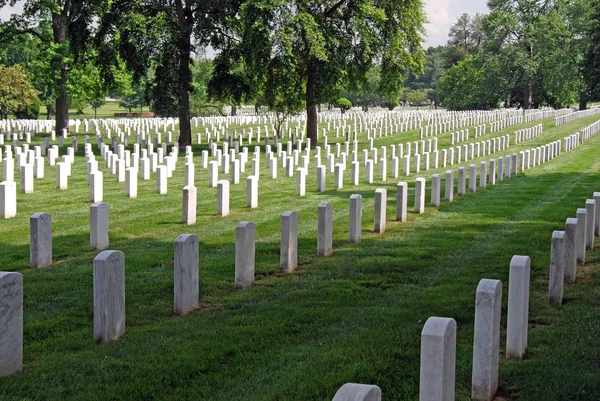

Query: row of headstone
[[548, 193, 599, 305], [555, 107, 600, 126]]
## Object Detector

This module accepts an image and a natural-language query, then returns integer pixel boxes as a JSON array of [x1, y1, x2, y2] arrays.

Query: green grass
[[1, 115, 600, 400], [35, 102, 152, 120]]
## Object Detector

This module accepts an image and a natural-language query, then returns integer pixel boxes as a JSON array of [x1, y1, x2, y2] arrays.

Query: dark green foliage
[[336, 97, 352, 113], [15, 96, 40, 119]]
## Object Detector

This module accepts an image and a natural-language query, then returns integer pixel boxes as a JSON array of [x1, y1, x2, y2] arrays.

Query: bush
[[15, 97, 40, 119], [336, 97, 352, 113]]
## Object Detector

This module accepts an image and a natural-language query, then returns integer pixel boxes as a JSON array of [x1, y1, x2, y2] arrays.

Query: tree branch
[[325, 0, 347, 18], [0, 27, 49, 44]]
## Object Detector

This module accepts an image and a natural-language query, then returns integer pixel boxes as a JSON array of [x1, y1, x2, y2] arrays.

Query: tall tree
[[0, 0, 100, 134], [484, 0, 555, 109], [233, 0, 425, 145], [583, 0, 600, 103], [99, 0, 240, 147]]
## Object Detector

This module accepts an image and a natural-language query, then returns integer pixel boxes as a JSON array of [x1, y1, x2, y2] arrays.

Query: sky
[[0, 0, 490, 48]]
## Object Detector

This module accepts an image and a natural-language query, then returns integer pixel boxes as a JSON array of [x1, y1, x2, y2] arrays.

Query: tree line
[[0, 0, 598, 146], [423, 0, 600, 111], [0, 0, 426, 146]]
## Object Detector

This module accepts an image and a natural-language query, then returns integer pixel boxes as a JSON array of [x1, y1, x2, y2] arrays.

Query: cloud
[[0, 2, 23, 22], [423, 0, 489, 47]]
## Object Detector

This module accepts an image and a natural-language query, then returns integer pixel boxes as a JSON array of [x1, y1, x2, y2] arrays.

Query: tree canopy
[[0, 64, 38, 120]]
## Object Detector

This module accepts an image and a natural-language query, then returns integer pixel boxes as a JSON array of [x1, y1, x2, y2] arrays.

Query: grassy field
[[36, 102, 152, 120], [1, 114, 600, 400]]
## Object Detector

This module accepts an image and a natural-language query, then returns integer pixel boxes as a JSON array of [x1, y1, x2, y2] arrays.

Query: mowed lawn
[[1, 114, 600, 400]]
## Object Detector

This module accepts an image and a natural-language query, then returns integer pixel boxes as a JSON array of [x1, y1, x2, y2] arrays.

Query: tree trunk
[[175, 0, 193, 148], [523, 81, 533, 110], [306, 58, 318, 146], [231, 105, 237, 116], [52, 10, 70, 137], [579, 87, 588, 110]]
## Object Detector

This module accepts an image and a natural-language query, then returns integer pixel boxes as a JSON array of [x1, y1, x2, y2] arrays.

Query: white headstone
[[235, 222, 255, 290], [281, 211, 298, 273], [374, 188, 387, 233], [93, 250, 125, 343], [420, 317, 456, 401], [318, 202, 333, 256], [472, 279, 502, 401], [90, 202, 109, 251], [30, 212, 52, 268], [0, 271, 23, 377], [174, 234, 199, 315], [506, 255, 530, 359]]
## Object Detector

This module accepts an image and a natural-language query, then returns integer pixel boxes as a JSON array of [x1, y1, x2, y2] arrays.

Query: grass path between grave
[[1, 115, 600, 400]]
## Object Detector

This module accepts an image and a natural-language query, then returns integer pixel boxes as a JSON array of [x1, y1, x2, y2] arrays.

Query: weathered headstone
[[374, 188, 387, 233], [281, 211, 298, 273], [469, 164, 477, 193], [445, 170, 454, 202], [318, 202, 333, 256], [472, 279, 502, 401], [576, 208, 587, 264], [396, 182, 408, 222], [479, 162, 487, 189], [549, 231, 565, 305], [174, 234, 199, 315], [182, 186, 197, 225], [420, 317, 456, 401], [30, 212, 52, 268], [332, 383, 382, 401], [93, 250, 125, 343], [458, 167, 466, 196], [594, 192, 600, 236], [235, 222, 255, 289], [90, 202, 109, 251], [349, 194, 362, 243], [564, 218, 578, 282], [431, 174, 441, 207], [0, 271, 23, 377], [585, 200, 595, 250], [506, 255, 530, 359], [415, 177, 426, 214]]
